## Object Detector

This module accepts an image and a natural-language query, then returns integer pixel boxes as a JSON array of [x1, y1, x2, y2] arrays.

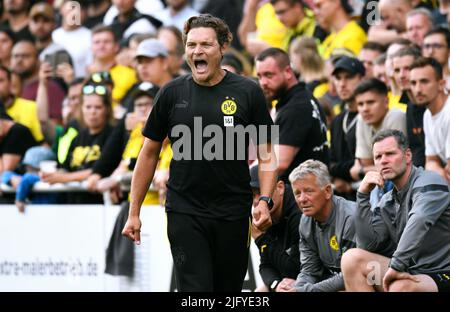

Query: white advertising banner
[[0, 204, 261, 291]]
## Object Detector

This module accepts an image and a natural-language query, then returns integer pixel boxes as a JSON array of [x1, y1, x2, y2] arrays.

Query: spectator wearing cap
[[313, 0, 367, 59], [329, 56, 365, 200], [0, 27, 16, 67], [368, 0, 413, 46], [350, 78, 407, 183], [135, 38, 173, 88], [28, 1, 70, 64], [249, 164, 302, 292], [52, 0, 92, 78], [119, 38, 174, 113], [1, 145, 57, 213], [0, 0, 33, 42], [87, 25, 138, 114]]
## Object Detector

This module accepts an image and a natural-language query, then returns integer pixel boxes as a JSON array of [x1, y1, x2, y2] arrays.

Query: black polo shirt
[[143, 72, 273, 220], [275, 82, 329, 182]]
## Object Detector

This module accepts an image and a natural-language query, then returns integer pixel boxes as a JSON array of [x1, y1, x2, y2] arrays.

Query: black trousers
[[167, 211, 251, 292]]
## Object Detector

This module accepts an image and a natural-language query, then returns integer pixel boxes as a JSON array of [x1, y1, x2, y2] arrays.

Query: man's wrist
[[269, 279, 280, 292], [258, 196, 274, 210]]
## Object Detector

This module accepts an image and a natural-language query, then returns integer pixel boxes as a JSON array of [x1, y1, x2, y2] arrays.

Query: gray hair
[[407, 8, 433, 22], [289, 160, 331, 188]]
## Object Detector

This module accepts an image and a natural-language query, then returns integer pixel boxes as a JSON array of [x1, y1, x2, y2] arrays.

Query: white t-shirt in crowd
[[355, 109, 407, 159], [52, 26, 92, 78], [423, 96, 450, 165]]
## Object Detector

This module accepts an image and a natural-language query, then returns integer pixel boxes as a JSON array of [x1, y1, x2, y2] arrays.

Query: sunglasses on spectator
[[90, 71, 113, 84], [83, 85, 108, 96]]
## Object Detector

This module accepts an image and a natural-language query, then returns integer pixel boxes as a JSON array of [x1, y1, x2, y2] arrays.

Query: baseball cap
[[332, 56, 365, 76], [249, 165, 260, 189], [131, 81, 160, 100], [30, 2, 55, 21], [135, 39, 168, 59], [22, 146, 56, 170]]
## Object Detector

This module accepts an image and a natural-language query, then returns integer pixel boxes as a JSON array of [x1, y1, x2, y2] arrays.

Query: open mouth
[[194, 60, 208, 73]]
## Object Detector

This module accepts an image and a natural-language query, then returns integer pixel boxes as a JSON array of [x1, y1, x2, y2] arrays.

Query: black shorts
[[428, 271, 450, 292]]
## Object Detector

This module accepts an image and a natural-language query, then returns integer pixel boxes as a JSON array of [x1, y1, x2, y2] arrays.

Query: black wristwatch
[[258, 196, 274, 210]]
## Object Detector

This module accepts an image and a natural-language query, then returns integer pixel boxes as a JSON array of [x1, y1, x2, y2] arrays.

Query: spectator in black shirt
[[329, 56, 365, 200], [256, 47, 329, 183], [250, 165, 301, 292], [121, 14, 277, 292], [0, 109, 37, 175], [1, 0, 33, 42]]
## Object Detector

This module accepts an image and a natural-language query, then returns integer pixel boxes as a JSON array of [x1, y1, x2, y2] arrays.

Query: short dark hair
[[270, 0, 303, 6], [410, 57, 443, 80], [183, 14, 232, 47], [353, 78, 388, 98], [424, 26, 450, 48], [362, 41, 386, 54], [91, 24, 118, 42], [158, 26, 184, 57], [255, 47, 290, 69], [372, 129, 409, 152]]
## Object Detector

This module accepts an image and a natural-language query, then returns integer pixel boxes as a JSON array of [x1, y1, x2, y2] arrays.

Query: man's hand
[[276, 278, 296, 292], [358, 171, 384, 194], [122, 216, 142, 245], [252, 201, 272, 232], [251, 222, 264, 240], [383, 267, 420, 292], [15, 200, 26, 213]]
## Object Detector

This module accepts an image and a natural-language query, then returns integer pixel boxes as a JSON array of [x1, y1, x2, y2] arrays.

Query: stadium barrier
[[0, 182, 263, 291]]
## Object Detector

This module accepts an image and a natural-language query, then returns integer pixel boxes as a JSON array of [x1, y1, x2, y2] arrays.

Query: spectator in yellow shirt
[[314, 0, 367, 59], [0, 65, 43, 142]]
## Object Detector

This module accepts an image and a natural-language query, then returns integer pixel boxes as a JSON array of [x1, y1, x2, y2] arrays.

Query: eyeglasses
[[90, 71, 112, 84], [422, 43, 447, 50], [83, 84, 108, 96]]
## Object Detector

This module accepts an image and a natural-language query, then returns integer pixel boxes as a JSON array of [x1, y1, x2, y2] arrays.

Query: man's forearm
[[129, 139, 161, 217]]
